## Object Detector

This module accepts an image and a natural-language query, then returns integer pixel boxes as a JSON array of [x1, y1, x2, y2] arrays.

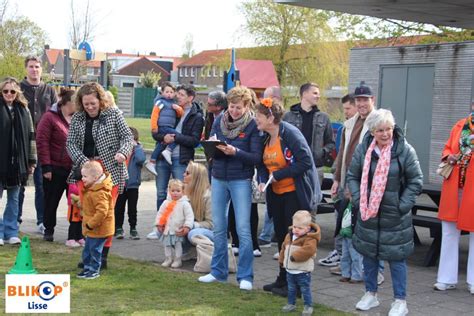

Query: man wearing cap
[[319, 81, 384, 283]]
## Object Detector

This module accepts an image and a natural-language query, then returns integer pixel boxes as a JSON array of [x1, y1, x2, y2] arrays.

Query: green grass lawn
[[125, 117, 155, 151], [0, 237, 350, 315]]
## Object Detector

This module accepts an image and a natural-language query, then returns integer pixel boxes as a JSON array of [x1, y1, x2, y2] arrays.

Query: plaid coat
[[66, 107, 133, 193]]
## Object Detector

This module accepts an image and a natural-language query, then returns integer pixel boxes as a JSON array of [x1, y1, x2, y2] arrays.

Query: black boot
[[101, 246, 110, 269], [263, 267, 287, 292]]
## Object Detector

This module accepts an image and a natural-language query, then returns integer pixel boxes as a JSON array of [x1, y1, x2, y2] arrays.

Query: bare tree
[[0, 0, 9, 25], [69, 0, 97, 83]]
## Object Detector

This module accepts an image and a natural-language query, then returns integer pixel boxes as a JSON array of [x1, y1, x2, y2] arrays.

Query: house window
[[200, 67, 205, 77], [179, 67, 183, 77], [207, 66, 211, 77], [190, 67, 195, 77], [184, 67, 188, 77], [219, 67, 224, 77], [212, 66, 217, 77], [123, 82, 134, 88]]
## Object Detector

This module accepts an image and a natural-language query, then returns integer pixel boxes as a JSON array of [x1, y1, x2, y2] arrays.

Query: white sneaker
[[161, 148, 172, 165], [239, 280, 252, 291], [146, 230, 159, 240], [388, 299, 408, 316], [318, 249, 340, 267], [0, 239, 3, 246], [273, 251, 279, 260], [468, 284, 474, 295], [8, 237, 21, 245], [253, 249, 262, 257], [37, 223, 45, 235], [145, 161, 157, 176], [232, 247, 239, 255], [355, 292, 380, 311], [433, 282, 456, 291], [198, 273, 218, 283], [377, 272, 385, 285]]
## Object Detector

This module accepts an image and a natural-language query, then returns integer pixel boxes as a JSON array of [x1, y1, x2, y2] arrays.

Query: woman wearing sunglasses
[[0, 77, 36, 246]]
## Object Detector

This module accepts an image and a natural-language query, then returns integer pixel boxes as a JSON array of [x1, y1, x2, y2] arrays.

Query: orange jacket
[[150, 104, 184, 131], [81, 173, 115, 238], [438, 118, 474, 232]]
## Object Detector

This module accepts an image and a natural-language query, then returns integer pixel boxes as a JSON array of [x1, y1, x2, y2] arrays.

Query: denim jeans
[[258, 206, 274, 242], [210, 177, 253, 283], [188, 227, 214, 242], [150, 127, 178, 160], [0, 186, 20, 239], [340, 237, 363, 280], [287, 272, 312, 307], [155, 157, 187, 210], [82, 237, 107, 273], [18, 165, 44, 225], [363, 255, 407, 299]]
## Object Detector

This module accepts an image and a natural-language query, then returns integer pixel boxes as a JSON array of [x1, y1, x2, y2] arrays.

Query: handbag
[[436, 161, 454, 179], [191, 235, 236, 274], [251, 178, 265, 204]]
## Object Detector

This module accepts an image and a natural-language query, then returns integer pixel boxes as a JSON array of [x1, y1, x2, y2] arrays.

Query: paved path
[[16, 181, 473, 315]]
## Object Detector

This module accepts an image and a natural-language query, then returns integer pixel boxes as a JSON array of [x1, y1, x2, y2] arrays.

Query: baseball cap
[[354, 81, 373, 97]]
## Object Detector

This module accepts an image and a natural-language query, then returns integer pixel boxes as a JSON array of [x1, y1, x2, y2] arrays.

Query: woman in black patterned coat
[[66, 82, 133, 267]]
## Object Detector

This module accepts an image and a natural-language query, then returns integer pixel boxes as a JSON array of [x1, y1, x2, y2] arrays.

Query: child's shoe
[[162, 257, 173, 267], [83, 271, 100, 280], [130, 228, 140, 240], [77, 239, 85, 247], [161, 148, 172, 165], [145, 161, 158, 176], [171, 257, 182, 268], [65, 239, 81, 248], [302, 305, 314, 316], [77, 270, 89, 278], [282, 304, 296, 312], [115, 227, 125, 239]]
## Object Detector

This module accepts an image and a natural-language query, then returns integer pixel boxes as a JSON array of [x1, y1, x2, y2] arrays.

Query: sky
[[7, 0, 253, 57]]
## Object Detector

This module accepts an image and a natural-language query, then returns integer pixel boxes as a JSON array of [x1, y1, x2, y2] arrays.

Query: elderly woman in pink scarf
[[346, 109, 423, 316]]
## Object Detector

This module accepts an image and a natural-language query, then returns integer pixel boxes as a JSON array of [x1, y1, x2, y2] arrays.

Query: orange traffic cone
[[8, 236, 37, 274]]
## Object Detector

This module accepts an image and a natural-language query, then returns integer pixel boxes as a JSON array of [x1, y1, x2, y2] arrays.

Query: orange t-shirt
[[263, 137, 296, 194]]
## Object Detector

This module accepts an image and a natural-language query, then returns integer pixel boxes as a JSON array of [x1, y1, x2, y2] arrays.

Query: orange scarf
[[158, 200, 178, 226]]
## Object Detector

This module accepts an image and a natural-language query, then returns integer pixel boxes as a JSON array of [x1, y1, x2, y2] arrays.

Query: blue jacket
[[155, 97, 176, 129], [258, 121, 322, 212], [211, 114, 262, 181], [126, 143, 146, 189]]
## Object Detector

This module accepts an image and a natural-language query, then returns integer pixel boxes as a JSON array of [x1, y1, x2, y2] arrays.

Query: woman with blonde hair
[[66, 82, 133, 268], [0, 77, 36, 245], [184, 161, 213, 241]]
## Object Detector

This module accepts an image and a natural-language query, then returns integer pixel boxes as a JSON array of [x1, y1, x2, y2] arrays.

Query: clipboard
[[200, 140, 227, 159]]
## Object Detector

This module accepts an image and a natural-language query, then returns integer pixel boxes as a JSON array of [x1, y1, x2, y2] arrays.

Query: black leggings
[[114, 188, 139, 229], [43, 168, 69, 235], [228, 202, 260, 251]]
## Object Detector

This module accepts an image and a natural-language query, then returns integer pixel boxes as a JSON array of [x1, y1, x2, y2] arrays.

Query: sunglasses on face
[[2, 89, 16, 95]]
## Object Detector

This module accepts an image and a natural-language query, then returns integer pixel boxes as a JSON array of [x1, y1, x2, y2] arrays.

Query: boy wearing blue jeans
[[77, 161, 114, 280], [279, 211, 321, 315]]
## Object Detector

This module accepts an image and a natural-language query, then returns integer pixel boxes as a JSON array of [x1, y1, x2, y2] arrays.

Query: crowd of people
[[0, 56, 473, 315]]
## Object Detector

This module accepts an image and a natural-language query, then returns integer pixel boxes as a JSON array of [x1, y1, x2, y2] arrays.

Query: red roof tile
[[179, 49, 230, 66], [117, 57, 169, 77], [236, 59, 279, 89]]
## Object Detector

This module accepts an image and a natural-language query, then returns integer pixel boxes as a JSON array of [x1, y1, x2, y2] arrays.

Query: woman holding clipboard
[[198, 87, 262, 291], [255, 98, 321, 297]]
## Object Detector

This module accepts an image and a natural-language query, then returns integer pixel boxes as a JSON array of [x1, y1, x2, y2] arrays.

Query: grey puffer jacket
[[346, 126, 423, 261]]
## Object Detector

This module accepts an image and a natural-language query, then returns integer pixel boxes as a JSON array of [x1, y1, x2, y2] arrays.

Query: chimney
[[150, 52, 156, 56], [115, 49, 122, 54], [44, 44, 50, 50]]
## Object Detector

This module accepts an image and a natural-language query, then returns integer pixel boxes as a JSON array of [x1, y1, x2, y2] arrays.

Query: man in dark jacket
[[204, 90, 227, 140], [147, 84, 204, 239], [18, 56, 58, 233], [283, 83, 335, 185]]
